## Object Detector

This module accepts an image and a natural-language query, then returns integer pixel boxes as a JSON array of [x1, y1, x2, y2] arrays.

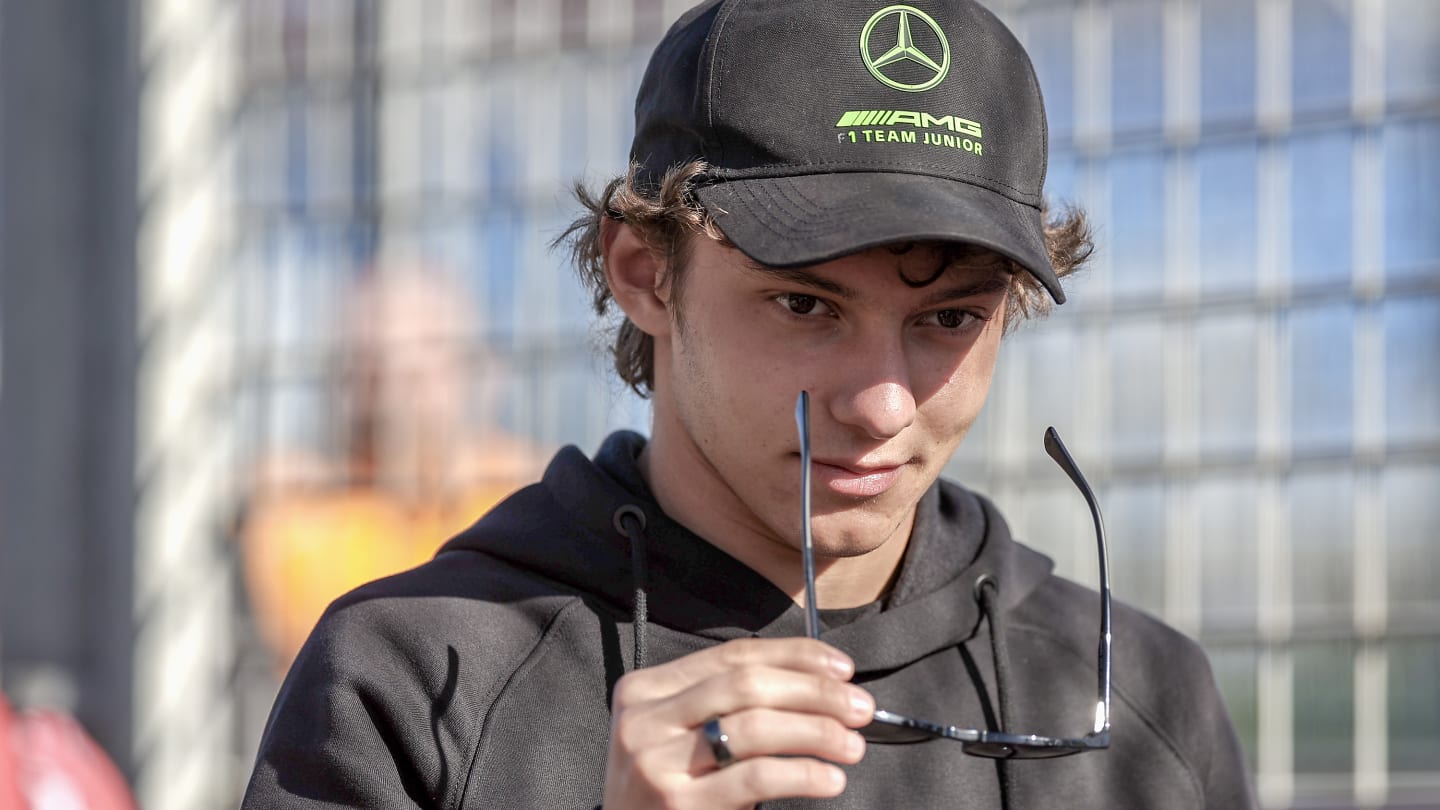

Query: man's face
[[649, 236, 1012, 561]]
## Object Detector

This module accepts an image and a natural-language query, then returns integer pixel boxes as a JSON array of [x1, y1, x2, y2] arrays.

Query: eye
[[930, 309, 975, 329], [776, 293, 832, 317]]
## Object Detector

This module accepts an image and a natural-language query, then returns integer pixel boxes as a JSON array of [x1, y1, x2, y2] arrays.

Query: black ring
[[702, 717, 734, 768]]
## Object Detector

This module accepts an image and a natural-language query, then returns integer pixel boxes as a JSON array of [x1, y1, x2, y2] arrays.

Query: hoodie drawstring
[[613, 505, 650, 671], [976, 574, 1017, 810]]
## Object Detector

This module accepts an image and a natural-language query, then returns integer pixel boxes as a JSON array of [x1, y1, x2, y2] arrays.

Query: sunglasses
[[794, 390, 1112, 759]]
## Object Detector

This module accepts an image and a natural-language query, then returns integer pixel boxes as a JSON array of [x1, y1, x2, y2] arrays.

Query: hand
[[600, 637, 873, 809]]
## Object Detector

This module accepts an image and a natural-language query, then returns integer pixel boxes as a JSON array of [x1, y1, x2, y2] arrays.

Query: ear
[[602, 219, 674, 338]]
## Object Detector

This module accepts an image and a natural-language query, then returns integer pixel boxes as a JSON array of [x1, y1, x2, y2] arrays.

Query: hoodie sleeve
[[241, 592, 474, 809]]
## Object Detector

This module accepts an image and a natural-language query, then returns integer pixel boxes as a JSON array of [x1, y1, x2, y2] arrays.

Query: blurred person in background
[[239, 263, 543, 668], [244, 1, 1255, 807]]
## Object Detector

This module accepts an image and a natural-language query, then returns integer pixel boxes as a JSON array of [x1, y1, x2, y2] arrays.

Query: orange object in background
[[237, 265, 544, 670], [0, 693, 137, 810], [241, 457, 536, 666]]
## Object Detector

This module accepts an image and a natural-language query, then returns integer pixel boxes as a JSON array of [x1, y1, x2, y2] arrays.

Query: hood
[[440, 431, 1054, 675]]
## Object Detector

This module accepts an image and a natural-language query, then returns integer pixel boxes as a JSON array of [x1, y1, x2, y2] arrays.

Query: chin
[[810, 515, 906, 558], [824, 540, 888, 559]]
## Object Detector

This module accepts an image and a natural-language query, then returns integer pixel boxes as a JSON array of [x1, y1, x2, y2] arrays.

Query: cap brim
[[695, 173, 1064, 305]]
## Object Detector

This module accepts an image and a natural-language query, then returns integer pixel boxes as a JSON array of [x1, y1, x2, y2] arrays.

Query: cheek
[[924, 326, 1005, 430], [959, 327, 1004, 393], [672, 317, 777, 435], [681, 304, 796, 389]]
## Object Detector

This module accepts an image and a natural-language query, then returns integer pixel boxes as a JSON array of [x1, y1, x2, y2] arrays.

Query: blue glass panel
[[1108, 149, 1167, 301], [1198, 474, 1260, 627], [1209, 647, 1260, 772], [1383, 295, 1440, 444], [1105, 481, 1166, 616], [561, 64, 590, 182], [1111, 2, 1165, 134], [1109, 316, 1166, 460], [241, 98, 287, 206], [1197, 313, 1259, 456], [1196, 140, 1259, 295], [1290, 129, 1353, 285], [1023, 326, 1077, 440], [1385, 0, 1440, 105], [1200, 0, 1257, 127], [1292, 0, 1352, 114], [486, 88, 520, 200], [1383, 122, 1440, 279], [419, 85, 444, 198], [1015, 482, 1087, 583], [262, 222, 352, 453], [1388, 639, 1440, 772], [1022, 9, 1076, 141], [271, 223, 348, 348], [1045, 152, 1079, 208], [1290, 302, 1354, 449], [1290, 470, 1354, 616], [1293, 641, 1355, 775], [268, 381, 327, 455], [524, 209, 590, 332], [285, 90, 311, 213], [1385, 464, 1440, 609], [481, 210, 522, 339]]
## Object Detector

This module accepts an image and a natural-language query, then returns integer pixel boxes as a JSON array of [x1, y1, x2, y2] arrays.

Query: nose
[[825, 341, 917, 441]]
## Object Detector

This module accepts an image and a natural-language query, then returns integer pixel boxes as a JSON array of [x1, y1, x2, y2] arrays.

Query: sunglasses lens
[[862, 710, 950, 744], [861, 722, 932, 744], [965, 740, 1081, 759]]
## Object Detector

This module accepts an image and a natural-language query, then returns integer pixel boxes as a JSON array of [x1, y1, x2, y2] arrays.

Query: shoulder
[[305, 548, 592, 685], [247, 550, 602, 807], [1015, 572, 1220, 731], [1011, 572, 1256, 808], [1018, 573, 1212, 682]]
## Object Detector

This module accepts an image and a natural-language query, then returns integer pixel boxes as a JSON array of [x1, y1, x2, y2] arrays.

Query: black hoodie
[[243, 432, 1256, 808]]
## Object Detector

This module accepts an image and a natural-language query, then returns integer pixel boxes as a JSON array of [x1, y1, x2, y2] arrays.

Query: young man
[[244, 1, 1256, 807]]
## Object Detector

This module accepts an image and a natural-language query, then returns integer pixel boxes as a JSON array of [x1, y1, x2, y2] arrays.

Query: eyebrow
[[746, 264, 857, 298], [917, 274, 1012, 308], [745, 261, 1011, 306]]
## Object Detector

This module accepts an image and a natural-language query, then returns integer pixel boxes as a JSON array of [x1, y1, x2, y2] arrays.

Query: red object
[[0, 693, 136, 810]]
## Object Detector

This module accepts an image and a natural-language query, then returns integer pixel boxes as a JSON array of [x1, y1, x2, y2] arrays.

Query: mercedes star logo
[[860, 5, 951, 93]]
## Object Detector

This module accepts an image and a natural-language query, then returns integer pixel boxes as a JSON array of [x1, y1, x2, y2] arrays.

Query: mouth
[[810, 458, 908, 498]]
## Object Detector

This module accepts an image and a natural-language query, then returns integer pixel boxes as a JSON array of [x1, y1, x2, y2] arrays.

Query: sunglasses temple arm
[[1094, 509, 1112, 734], [797, 392, 821, 640], [1044, 428, 1112, 735]]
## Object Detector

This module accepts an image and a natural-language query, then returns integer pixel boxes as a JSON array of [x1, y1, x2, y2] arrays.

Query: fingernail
[[827, 654, 855, 679], [848, 686, 874, 717], [846, 731, 866, 758]]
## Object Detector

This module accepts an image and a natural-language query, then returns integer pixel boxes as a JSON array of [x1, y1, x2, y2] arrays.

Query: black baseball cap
[[630, 0, 1064, 304]]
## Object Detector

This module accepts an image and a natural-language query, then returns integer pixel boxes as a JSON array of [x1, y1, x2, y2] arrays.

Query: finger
[[613, 638, 853, 708], [657, 665, 875, 731], [677, 708, 865, 774], [611, 665, 873, 758], [690, 755, 848, 807]]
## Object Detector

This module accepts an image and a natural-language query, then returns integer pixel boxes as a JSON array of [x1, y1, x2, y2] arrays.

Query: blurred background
[[0, 0, 1436, 807]]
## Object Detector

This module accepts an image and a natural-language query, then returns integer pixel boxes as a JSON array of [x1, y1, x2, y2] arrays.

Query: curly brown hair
[[556, 160, 1094, 397]]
